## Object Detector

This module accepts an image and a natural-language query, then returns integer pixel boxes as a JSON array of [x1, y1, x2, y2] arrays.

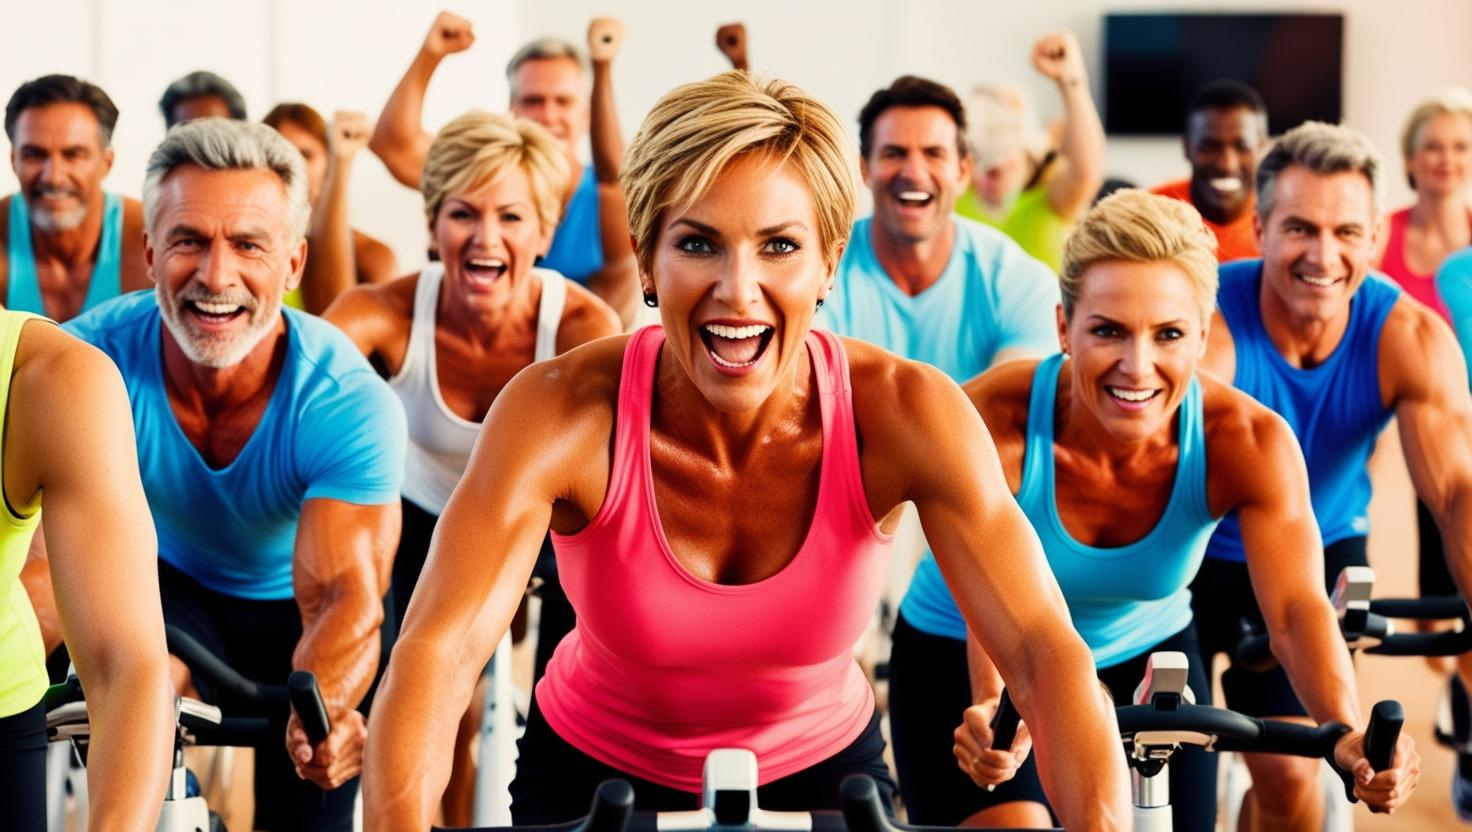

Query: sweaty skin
[[949, 261, 1419, 825], [1, 102, 150, 321], [12, 320, 174, 829], [1201, 166, 1444, 831]]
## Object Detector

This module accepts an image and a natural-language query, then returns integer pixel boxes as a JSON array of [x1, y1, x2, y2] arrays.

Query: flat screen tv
[[1103, 13, 1343, 136]]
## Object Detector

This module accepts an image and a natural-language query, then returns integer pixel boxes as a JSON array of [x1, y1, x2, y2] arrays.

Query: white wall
[[2, 0, 1470, 269]]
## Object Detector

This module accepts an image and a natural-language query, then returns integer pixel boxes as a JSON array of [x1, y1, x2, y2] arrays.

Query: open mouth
[[186, 299, 248, 325], [1207, 176, 1244, 194], [893, 189, 935, 210], [1295, 272, 1345, 289], [1106, 386, 1159, 410], [699, 322, 775, 370], [464, 257, 508, 283]]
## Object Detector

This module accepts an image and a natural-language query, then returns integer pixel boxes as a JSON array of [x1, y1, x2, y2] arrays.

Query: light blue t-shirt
[[818, 216, 1060, 383], [66, 291, 407, 600], [540, 166, 602, 286], [1437, 247, 1472, 381]]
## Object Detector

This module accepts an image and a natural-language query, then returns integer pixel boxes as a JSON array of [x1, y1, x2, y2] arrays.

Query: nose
[[711, 247, 761, 313], [195, 239, 236, 291], [899, 150, 927, 183], [39, 155, 66, 186], [1118, 334, 1154, 380]]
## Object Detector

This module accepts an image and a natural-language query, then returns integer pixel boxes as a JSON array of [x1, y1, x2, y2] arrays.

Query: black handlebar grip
[[990, 689, 1020, 751], [583, 779, 634, 832], [840, 775, 893, 832], [1364, 700, 1404, 773], [287, 670, 331, 746]]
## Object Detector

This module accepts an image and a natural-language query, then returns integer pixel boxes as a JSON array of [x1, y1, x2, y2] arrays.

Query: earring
[[643, 291, 658, 308], [815, 298, 825, 309]]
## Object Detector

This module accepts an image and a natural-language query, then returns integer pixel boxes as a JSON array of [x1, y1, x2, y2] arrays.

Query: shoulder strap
[[6, 194, 43, 314], [534, 269, 568, 362]]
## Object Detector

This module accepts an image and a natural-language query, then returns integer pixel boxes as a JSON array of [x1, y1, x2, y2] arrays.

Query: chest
[[648, 430, 823, 585], [430, 329, 538, 423], [1403, 221, 1472, 276], [168, 390, 273, 470], [1048, 447, 1179, 548], [31, 257, 95, 322]]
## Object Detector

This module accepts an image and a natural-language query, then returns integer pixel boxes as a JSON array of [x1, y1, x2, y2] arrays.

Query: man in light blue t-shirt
[[818, 75, 1060, 826], [65, 120, 405, 832]]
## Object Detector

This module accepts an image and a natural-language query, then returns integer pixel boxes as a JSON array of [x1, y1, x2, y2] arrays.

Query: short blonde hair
[[420, 110, 569, 232], [1060, 189, 1219, 323], [1400, 87, 1472, 190], [621, 71, 858, 276]]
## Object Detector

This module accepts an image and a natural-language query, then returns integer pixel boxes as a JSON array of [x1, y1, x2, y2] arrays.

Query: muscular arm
[[370, 11, 475, 189], [1033, 32, 1105, 221], [18, 530, 60, 652], [363, 349, 615, 829], [301, 113, 374, 314], [287, 498, 400, 788], [858, 354, 1129, 829], [11, 324, 173, 829], [585, 19, 638, 326]]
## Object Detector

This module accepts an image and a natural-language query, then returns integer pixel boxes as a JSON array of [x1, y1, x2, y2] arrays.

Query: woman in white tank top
[[324, 110, 620, 824]]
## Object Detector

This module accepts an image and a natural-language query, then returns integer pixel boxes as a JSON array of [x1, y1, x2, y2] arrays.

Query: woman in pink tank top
[[363, 72, 1131, 830]]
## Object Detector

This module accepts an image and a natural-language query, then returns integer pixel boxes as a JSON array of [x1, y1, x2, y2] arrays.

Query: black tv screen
[[1104, 13, 1343, 136]]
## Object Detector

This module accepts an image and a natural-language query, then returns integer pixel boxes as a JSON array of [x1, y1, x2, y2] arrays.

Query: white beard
[[29, 203, 87, 232], [156, 281, 282, 369]]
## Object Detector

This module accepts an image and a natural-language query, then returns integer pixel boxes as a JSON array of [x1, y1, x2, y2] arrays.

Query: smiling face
[[147, 165, 304, 369], [862, 105, 971, 246], [1185, 106, 1265, 225], [1060, 259, 1208, 444], [1257, 166, 1379, 328], [431, 164, 553, 312], [510, 57, 587, 159], [10, 102, 113, 232], [1407, 112, 1472, 198], [648, 153, 830, 414]]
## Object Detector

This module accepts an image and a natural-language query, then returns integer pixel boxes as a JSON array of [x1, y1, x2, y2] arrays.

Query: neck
[[29, 193, 106, 266], [870, 220, 956, 296], [160, 315, 288, 414], [652, 340, 815, 470], [437, 270, 541, 349], [1410, 191, 1472, 233], [1258, 281, 1351, 369], [1053, 364, 1175, 469]]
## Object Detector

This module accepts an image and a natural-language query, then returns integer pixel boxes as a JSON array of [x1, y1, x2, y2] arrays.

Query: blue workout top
[[1204, 260, 1400, 563], [6, 192, 123, 317], [65, 292, 407, 600], [1436, 247, 1472, 382], [818, 216, 1059, 384], [540, 166, 602, 286], [901, 355, 1219, 667]]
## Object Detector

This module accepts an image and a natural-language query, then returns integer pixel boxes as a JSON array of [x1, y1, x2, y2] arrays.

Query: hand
[[330, 111, 371, 161], [287, 707, 367, 790], [1031, 31, 1087, 87], [422, 11, 475, 59], [587, 17, 624, 64], [715, 23, 748, 70], [1332, 729, 1420, 814], [953, 701, 1033, 788]]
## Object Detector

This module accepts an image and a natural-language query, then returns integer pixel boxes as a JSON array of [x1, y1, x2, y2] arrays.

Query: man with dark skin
[[371, 11, 638, 324], [1153, 80, 1269, 262], [1, 75, 149, 321]]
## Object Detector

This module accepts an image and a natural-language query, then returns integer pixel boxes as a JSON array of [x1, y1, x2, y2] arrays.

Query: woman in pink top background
[[362, 71, 1129, 830]]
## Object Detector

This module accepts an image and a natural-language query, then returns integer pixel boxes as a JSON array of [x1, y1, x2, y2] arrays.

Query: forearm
[[1015, 636, 1131, 829], [1055, 76, 1104, 189], [1268, 594, 1362, 728], [302, 155, 358, 314], [589, 60, 623, 183], [1433, 485, 1472, 690], [77, 645, 173, 830], [294, 584, 383, 715], [966, 629, 1005, 707], [370, 49, 439, 187]]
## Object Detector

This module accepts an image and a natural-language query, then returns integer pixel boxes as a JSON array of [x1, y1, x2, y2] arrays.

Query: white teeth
[[709, 351, 759, 369], [703, 323, 771, 340], [1298, 274, 1338, 287], [897, 190, 932, 203], [468, 258, 505, 269], [1209, 177, 1243, 193], [192, 301, 239, 315], [1107, 387, 1156, 402]]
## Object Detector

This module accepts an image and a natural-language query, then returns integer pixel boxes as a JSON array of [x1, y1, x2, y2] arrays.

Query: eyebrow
[[165, 224, 272, 243], [669, 218, 810, 237], [1085, 314, 1190, 328]]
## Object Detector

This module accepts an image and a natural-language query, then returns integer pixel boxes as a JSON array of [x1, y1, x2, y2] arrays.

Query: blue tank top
[[900, 354, 1220, 667], [540, 166, 603, 286], [6, 192, 123, 318], [1204, 260, 1400, 563]]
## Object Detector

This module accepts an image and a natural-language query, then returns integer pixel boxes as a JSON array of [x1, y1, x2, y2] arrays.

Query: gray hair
[[505, 37, 587, 97], [1256, 121, 1385, 222], [142, 118, 310, 241]]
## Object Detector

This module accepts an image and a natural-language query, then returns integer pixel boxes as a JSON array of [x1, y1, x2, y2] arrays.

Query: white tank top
[[393, 264, 566, 514]]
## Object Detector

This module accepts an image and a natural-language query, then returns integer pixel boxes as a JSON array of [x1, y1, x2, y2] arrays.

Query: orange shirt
[[1151, 178, 1260, 262]]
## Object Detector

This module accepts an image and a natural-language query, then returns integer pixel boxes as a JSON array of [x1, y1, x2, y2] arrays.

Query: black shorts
[[1191, 536, 1368, 719], [888, 613, 1216, 830], [159, 560, 394, 832], [1417, 498, 1458, 596], [0, 699, 46, 832], [508, 696, 896, 823]]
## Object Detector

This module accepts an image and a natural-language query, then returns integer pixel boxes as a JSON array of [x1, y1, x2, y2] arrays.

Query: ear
[[1055, 302, 1069, 355], [859, 155, 873, 187], [142, 231, 160, 285], [819, 241, 846, 304], [284, 237, 308, 293], [1252, 211, 1264, 248], [957, 151, 974, 191], [102, 145, 115, 176]]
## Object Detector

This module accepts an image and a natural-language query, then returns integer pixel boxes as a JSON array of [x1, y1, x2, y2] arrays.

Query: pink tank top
[[1381, 207, 1459, 324], [537, 325, 894, 791]]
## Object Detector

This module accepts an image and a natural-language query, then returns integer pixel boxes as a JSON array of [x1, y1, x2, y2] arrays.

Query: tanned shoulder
[[1199, 370, 1301, 515], [556, 278, 623, 353], [1379, 295, 1465, 409], [962, 359, 1038, 438]]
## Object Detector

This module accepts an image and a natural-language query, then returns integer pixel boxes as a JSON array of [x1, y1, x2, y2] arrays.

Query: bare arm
[[302, 112, 372, 314], [584, 18, 638, 327], [858, 355, 1129, 829], [18, 530, 60, 652], [1032, 32, 1105, 221], [11, 324, 173, 829], [363, 348, 616, 830], [369, 11, 475, 189]]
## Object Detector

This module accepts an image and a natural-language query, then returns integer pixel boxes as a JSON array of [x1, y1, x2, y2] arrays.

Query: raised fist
[[587, 17, 624, 64], [422, 11, 475, 58], [715, 23, 748, 71], [330, 111, 371, 160], [1031, 31, 1086, 87]]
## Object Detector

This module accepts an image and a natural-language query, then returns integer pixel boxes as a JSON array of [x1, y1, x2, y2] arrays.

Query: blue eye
[[676, 235, 715, 254], [765, 238, 799, 255], [1158, 328, 1184, 341]]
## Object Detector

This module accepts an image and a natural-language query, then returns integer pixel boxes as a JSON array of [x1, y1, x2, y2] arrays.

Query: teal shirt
[[1437, 247, 1472, 383], [6, 192, 123, 317]]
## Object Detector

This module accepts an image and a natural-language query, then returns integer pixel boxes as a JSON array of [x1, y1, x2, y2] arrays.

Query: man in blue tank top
[[815, 75, 1059, 824], [369, 12, 639, 324], [1, 75, 149, 321], [64, 120, 406, 832], [1195, 121, 1472, 831]]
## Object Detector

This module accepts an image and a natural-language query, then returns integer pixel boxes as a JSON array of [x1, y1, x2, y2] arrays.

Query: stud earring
[[643, 291, 658, 308]]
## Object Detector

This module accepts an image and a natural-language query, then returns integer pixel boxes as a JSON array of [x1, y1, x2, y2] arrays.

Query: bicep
[[1231, 423, 1324, 622], [293, 499, 399, 602]]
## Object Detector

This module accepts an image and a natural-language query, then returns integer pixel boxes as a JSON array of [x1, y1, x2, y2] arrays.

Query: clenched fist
[[330, 111, 371, 161], [422, 11, 475, 59], [716, 23, 748, 71], [1031, 31, 1086, 87], [587, 17, 624, 64]]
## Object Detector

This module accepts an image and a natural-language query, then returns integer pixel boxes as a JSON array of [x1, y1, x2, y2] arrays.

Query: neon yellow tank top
[[0, 311, 46, 717]]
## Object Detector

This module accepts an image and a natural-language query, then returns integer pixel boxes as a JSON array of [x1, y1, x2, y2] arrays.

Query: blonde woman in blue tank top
[[934, 191, 1419, 829]]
